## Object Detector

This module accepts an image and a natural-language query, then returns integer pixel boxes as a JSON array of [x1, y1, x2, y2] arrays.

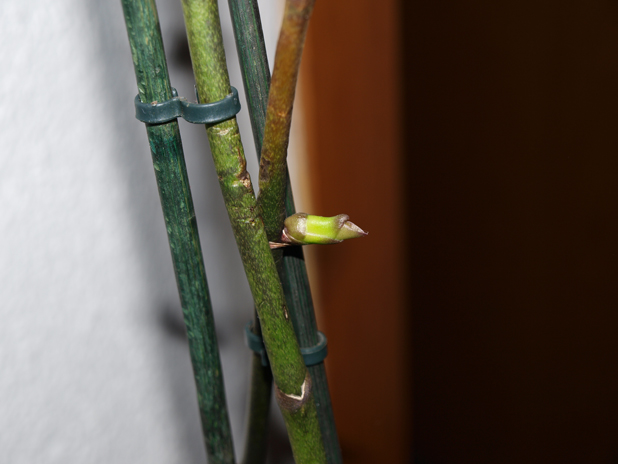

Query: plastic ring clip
[[134, 87, 241, 125], [244, 321, 328, 367]]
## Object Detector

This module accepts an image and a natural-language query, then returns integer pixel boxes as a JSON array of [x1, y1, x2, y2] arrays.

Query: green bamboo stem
[[179, 1, 326, 462], [227, 0, 342, 462], [241, 316, 272, 464], [257, 0, 316, 241], [227, 0, 271, 158], [120, 1, 234, 463]]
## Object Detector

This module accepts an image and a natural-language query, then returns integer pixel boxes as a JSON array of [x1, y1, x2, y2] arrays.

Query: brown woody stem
[[257, 0, 317, 241]]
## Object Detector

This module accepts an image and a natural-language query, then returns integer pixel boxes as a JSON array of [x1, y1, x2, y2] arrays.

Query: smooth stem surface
[[180, 0, 326, 462], [228, 0, 271, 156], [242, 316, 272, 464], [120, 1, 234, 463], [228, 0, 342, 461], [258, 0, 317, 241]]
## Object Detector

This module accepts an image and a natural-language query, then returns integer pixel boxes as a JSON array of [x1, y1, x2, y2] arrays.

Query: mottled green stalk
[[257, 0, 317, 241], [225, 3, 274, 463], [179, 1, 326, 462], [120, 1, 234, 463], [281, 250, 342, 464], [227, 0, 343, 461]]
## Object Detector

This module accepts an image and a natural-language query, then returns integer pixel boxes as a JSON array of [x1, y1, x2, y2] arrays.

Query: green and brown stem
[[228, 0, 344, 461], [180, 0, 326, 462], [120, 1, 234, 463], [258, 0, 317, 241]]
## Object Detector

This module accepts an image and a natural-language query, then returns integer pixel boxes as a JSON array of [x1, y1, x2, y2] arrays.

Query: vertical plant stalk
[[257, 0, 316, 241], [227, 0, 271, 160], [224, 4, 273, 464], [241, 326, 272, 464], [228, 0, 343, 462], [120, 1, 235, 463], [281, 251, 342, 464], [179, 1, 326, 462]]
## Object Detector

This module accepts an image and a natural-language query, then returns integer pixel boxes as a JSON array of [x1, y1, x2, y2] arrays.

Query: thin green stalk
[[120, 1, 234, 463], [179, 1, 326, 462], [257, 0, 316, 241], [227, 0, 271, 158], [241, 316, 272, 464], [227, 0, 342, 462]]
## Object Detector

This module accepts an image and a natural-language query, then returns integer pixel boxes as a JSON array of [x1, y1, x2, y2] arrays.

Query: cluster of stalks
[[121, 0, 364, 462]]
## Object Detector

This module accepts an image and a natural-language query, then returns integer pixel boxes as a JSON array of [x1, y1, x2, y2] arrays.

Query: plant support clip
[[244, 322, 328, 367], [134, 87, 241, 125]]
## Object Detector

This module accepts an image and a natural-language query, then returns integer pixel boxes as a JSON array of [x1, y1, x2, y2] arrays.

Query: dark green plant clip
[[244, 322, 328, 367], [134, 87, 241, 125]]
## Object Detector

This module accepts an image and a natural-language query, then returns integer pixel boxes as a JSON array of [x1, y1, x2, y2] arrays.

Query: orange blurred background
[[302, 1, 618, 463]]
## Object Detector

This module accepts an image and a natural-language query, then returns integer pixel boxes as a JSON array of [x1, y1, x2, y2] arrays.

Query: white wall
[[0, 0, 292, 462]]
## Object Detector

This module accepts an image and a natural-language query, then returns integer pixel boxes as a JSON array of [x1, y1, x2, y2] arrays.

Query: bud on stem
[[280, 213, 368, 246]]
